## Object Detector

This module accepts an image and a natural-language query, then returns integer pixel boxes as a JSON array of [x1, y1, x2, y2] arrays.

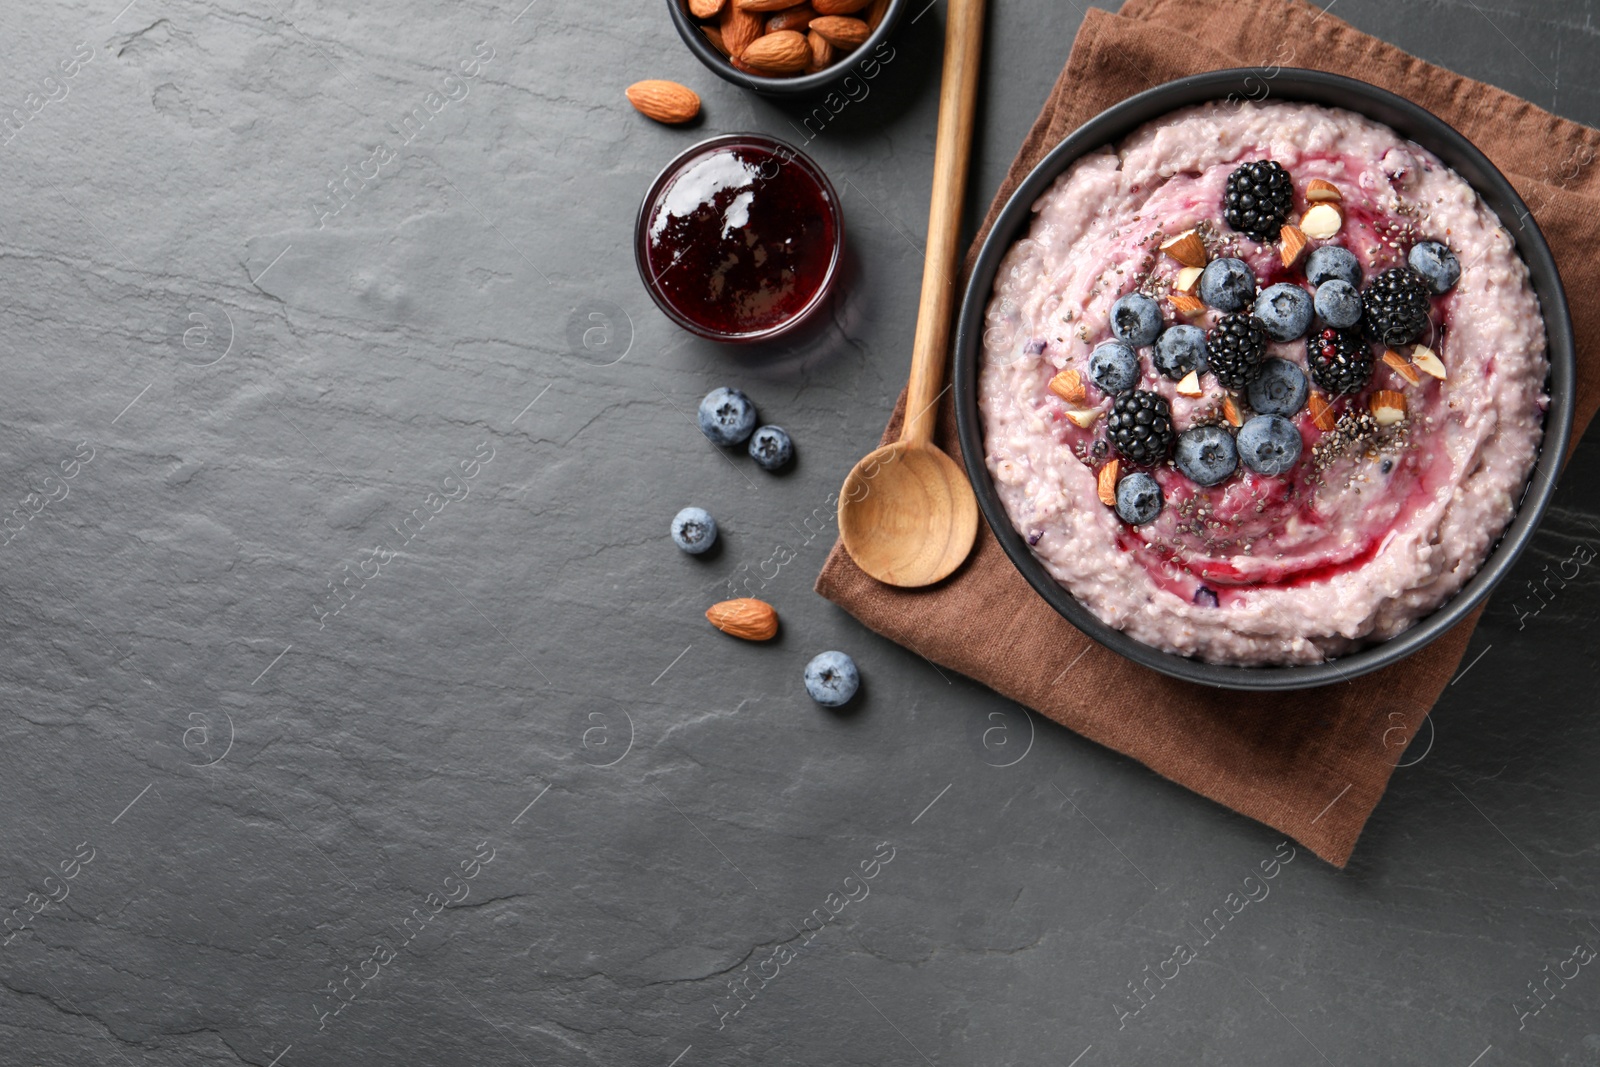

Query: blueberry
[[1236, 414, 1302, 476], [1408, 241, 1461, 293], [1198, 257, 1256, 312], [1114, 471, 1163, 525], [1246, 357, 1309, 417], [1110, 293, 1162, 347], [697, 387, 757, 446], [1174, 424, 1238, 487], [1088, 340, 1141, 393], [748, 425, 793, 470], [1252, 283, 1314, 342], [670, 507, 718, 554], [804, 651, 859, 707], [1313, 279, 1362, 329], [1154, 325, 1208, 380], [1193, 586, 1220, 608], [1306, 245, 1362, 288]]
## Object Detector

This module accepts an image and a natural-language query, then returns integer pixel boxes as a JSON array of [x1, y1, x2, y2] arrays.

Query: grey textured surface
[[1, 0, 1598, 1064]]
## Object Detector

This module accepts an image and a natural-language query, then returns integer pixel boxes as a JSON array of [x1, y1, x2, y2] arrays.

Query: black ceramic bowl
[[666, 0, 906, 98], [952, 69, 1575, 691]]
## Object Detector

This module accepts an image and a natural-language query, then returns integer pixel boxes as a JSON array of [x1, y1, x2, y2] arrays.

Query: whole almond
[[809, 15, 869, 48], [626, 80, 701, 125], [742, 29, 810, 73], [706, 598, 779, 641], [806, 29, 834, 71], [766, 3, 816, 33], [689, 0, 725, 17], [701, 24, 731, 56], [720, 4, 765, 60], [736, 0, 806, 10], [814, 0, 872, 12], [865, 0, 890, 28]]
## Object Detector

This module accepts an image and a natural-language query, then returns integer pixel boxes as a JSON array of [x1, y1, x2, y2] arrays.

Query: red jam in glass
[[638, 136, 841, 341]]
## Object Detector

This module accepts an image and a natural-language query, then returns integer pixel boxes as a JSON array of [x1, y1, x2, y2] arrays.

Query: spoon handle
[[901, 0, 986, 448]]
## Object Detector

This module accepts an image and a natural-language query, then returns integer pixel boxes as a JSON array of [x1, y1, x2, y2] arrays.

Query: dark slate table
[[2, 1, 1596, 1064]]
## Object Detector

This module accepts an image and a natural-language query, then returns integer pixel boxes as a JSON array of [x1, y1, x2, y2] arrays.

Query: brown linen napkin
[[816, 0, 1600, 866]]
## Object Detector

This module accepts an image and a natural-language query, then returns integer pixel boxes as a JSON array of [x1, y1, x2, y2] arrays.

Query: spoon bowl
[[838, 441, 978, 587], [836, 0, 986, 589]]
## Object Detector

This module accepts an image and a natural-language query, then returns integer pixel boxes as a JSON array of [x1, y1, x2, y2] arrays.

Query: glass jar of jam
[[635, 134, 843, 343]]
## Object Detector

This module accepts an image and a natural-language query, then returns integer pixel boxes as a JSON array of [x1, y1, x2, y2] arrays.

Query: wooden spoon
[[837, 0, 984, 587]]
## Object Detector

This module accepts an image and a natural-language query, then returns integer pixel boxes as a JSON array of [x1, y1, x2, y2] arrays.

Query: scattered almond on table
[[626, 80, 701, 124], [706, 598, 780, 640]]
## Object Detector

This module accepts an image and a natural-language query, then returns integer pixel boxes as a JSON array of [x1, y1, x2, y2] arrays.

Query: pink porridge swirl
[[978, 101, 1548, 666]]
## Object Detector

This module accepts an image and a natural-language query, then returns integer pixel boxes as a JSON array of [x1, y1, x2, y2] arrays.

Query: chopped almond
[[1305, 178, 1343, 203], [1222, 395, 1243, 428], [1064, 407, 1102, 429], [1370, 389, 1407, 426], [1048, 368, 1087, 404], [1381, 348, 1422, 385], [1308, 392, 1336, 431], [1096, 459, 1120, 507], [1279, 223, 1308, 268], [1411, 344, 1447, 380], [1175, 370, 1203, 397], [1300, 202, 1344, 240], [1169, 292, 1206, 318], [1159, 229, 1207, 268], [1174, 266, 1204, 294]]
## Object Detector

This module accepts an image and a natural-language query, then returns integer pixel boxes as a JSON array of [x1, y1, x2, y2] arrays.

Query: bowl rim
[[633, 132, 844, 344], [951, 67, 1577, 691], [664, 0, 908, 97]]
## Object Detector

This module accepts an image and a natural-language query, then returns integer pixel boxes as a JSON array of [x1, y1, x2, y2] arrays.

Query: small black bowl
[[666, 0, 907, 98], [952, 68, 1576, 691]]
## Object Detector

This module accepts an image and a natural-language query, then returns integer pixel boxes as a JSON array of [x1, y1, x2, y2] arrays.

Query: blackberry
[[1362, 267, 1432, 346], [1107, 390, 1175, 465], [1204, 313, 1267, 390], [1223, 160, 1294, 242], [1308, 326, 1374, 396]]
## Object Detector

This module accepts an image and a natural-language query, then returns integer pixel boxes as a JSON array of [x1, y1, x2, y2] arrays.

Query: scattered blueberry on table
[[748, 425, 793, 470], [804, 651, 860, 707], [670, 506, 718, 554], [697, 386, 757, 446]]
